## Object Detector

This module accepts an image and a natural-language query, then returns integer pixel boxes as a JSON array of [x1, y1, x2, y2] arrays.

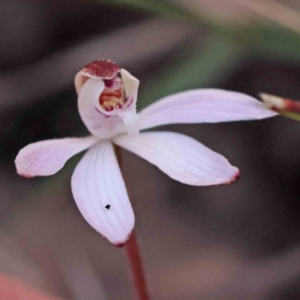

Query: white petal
[[119, 69, 140, 136], [71, 141, 134, 245], [78, 78, 139, 139], [121, 68, 139, 107], [117, 108, 139, 136], [138, 89, 278, 130], [114, 132, 239, 186], [15, 136, 98, 178], [78, 78, 126, 139]]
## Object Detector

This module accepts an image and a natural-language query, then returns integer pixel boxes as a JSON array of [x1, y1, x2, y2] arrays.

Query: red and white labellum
[[75, 59, 121, 94], [76, 59, 139, 139]]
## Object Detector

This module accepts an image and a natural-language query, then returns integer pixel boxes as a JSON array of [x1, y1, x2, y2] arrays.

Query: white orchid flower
[[15, 59, 277, 246]]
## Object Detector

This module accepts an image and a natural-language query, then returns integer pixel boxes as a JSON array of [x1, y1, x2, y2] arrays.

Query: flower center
[[99, 88, 124, 112]]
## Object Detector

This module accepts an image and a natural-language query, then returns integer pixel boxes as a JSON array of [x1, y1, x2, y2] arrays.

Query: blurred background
[[1, 0, 300, 299]]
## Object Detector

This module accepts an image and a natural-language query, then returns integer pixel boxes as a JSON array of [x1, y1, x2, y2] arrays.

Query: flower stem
[[125, 231, 150, 300], [114, 145, 150, 300]]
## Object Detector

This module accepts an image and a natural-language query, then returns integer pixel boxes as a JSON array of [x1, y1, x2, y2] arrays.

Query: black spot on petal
[[105, 204, 111, 210]]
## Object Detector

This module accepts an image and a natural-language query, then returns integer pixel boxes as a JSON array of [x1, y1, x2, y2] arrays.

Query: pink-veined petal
[[78, 77, 139, 139], [71, 141, 134, 246], [138, 89, 278, 130], [15, 136, 99, 178], [113, 131, 239, 186]]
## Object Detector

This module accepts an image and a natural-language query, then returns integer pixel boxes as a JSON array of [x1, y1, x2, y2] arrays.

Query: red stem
[[125, 231, 150, 300], [114, 145, 150, 299]]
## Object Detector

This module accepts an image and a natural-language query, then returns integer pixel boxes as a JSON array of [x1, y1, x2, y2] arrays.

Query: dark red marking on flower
[[19, 173, 33, 179], [231, 170, 240, 183], [82, 59, 120, 79], [232, 170, 240, 183], [103, 78, 115, 89], [223, 170, 240, 185], [124, 97, 133, 108], [114, 232, 132, 247], [115, 242, 126, 248], [94, 107, 110, 117]]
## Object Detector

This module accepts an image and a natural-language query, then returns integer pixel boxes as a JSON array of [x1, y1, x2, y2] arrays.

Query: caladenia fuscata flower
[[15, 59, 277, 246]]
